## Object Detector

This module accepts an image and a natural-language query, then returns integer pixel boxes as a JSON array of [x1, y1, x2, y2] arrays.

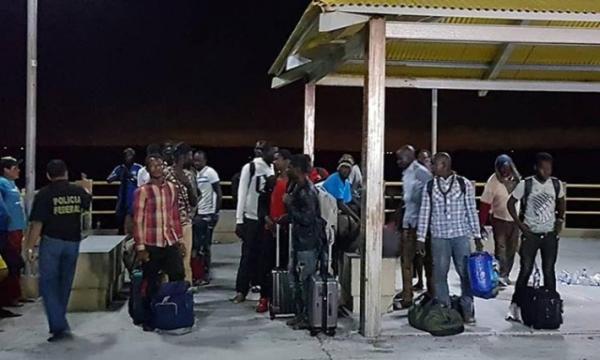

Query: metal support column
[[304, 83, 316, 161], [25, 0, 38, 212], [431, 89, 438, 155], [359, 17, 386, 338]]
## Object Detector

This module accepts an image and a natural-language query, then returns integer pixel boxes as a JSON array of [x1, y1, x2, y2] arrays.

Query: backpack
[[231, 161, 257, 205], [315, 183, 338, 246], [520, 176, 561, 220], [408, 293, 465, 337], [520, 265, 563, 330]]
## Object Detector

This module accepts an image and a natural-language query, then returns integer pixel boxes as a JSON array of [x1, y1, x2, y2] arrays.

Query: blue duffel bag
[[468, 252, 499, 299], [151, 281, 195, 331]]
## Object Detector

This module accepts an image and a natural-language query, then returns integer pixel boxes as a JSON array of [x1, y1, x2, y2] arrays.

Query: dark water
[[2, 145, 598, 228]]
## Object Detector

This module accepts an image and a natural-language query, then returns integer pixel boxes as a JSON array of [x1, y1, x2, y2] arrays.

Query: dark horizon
[[1, 1, 600, 152]]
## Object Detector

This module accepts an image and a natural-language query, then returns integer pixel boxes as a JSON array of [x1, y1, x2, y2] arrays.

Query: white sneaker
[[505, 303, 521, 322]]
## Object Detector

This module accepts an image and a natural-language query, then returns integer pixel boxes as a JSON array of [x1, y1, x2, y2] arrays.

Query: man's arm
[[107, 165, 122, 183], [132, 187, 147, 251], [212, 182, 223, 213], [288, 190, 319, 227], [0, 191, 8, 229], [235, 164, 250, 224], [416, 185, 431, 242], [337, 200, 359, 222], [507, 196, 528, 234], [171, 186, 183, 240], [555, 182, 566, 234], [465, 181, 481, 239]]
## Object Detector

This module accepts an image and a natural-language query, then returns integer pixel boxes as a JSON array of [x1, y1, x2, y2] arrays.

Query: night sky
[[1, 0, 600, 152]]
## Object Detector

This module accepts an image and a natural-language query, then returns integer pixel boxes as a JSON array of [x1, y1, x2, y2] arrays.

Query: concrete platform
[[1, 238, 599, 360]]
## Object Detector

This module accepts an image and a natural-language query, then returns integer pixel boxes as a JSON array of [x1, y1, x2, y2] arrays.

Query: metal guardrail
[[90, 179, 600, 226]]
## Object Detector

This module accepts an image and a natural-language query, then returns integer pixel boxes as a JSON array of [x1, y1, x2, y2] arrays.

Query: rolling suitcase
[[308, 242, 338, 336], [521, 264, 563, 330], [269, 223, 295, 320]]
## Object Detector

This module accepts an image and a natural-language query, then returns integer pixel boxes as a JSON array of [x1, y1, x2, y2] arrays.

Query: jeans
[[39, 236, 80, 335], [491, 218, 520, 278], [292, 249, 318, 319], [192, 214, 219, 278], [142, 245, 185, 325], [512, 232, 559, 305], [431, 236, 473, 317], [235, 218, 263, 296]]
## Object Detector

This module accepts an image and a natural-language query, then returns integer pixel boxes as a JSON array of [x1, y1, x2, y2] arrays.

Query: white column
[[25, 0, 38, 212], [431, 89, 438, 155], [359, 17, 385, 338], [303, 83, 316, 161]]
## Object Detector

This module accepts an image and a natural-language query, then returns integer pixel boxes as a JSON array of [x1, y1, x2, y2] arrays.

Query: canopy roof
[[269, 0, 600, 91]]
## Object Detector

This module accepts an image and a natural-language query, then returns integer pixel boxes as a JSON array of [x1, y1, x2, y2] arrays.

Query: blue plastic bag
[[468, 252, 498, 299]]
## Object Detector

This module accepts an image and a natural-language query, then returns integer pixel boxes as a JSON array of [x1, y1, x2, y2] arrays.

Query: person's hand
[[474, 238, 484, 252], [416, 241, 426, 256], [519, 223, 532, 237], [555, 218, 565, 235], [177, 242, 187, 258], [137, 249, 150, 263], [25, 247, 36, 263], [265, 216, 274, 231], [235, 224, 244, 239]]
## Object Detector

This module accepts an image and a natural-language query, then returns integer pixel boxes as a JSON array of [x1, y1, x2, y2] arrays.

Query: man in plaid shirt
[[133, 155, 185, 331], [417, 152, 482, 325]]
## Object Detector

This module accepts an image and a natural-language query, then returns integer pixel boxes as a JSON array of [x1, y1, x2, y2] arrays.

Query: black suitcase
[[308, 243, 338, 337], [269, 223, 295, 320], [128, 268, 146, 326]]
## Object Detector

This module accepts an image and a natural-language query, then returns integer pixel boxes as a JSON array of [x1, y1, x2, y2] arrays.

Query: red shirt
[[270, 177, 288, 221], [309, 167, 330, 183], [133, 181, 183, 251]]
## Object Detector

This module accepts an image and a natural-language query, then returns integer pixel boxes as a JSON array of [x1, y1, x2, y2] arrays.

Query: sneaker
[[47, 331, 73, 343], [0, 309, 21, 318], [256, 298, 269, 313], [251, 285, 261, 294], [505, 303, 521, 323], [463, 315, 477, 326], [230, 293, 246, 304]]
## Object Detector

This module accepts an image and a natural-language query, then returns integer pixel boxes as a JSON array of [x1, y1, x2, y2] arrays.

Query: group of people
[[0, 141, 567, 341], [230, 141, 363, 330], [396, 146, 565, 325]]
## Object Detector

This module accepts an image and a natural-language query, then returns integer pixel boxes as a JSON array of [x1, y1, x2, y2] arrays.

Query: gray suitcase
[[269, 223, 295, 320], [308, 243, 338, 336]]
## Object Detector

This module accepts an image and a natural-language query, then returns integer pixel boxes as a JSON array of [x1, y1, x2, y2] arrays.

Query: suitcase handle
[[275, 223, 281, 268]]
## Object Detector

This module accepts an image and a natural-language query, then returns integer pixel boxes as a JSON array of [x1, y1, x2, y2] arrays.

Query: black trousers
[[512, 232, 559, 305], [235, 218, 264, 296], [142, 245, 185, 324]]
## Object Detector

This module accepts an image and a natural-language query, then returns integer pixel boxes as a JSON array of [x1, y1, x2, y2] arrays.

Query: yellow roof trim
[[315, 0, 600, 14]]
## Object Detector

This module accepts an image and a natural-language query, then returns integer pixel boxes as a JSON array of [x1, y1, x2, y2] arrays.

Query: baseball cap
[[1, 156, 23, 170]]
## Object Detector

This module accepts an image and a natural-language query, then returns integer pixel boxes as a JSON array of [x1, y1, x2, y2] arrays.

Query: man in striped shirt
[[133, 155, 185, 331]]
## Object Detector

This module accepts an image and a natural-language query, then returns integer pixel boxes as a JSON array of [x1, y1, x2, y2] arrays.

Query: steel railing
[[90, 180, 600, 227]]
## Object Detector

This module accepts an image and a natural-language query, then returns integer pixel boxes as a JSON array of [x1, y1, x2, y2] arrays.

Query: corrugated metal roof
[[316, 0, 600, 14]]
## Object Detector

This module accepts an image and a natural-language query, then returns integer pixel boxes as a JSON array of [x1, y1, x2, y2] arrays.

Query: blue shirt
[[417, 175, 480, 242], [402, 161, 432, 229], [107, 163, 142, 215], [0, 176, 26, 232], [322, 172, 352, 204]]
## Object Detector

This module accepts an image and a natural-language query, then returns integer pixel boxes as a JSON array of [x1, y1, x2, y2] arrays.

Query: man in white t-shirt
[[506, 152, 566, 322], [479, 154, 521, 286], [190, 150, 223, 284]]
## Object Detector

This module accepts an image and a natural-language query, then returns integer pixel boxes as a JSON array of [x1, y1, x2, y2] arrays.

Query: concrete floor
[[1, 238, 600, 360]]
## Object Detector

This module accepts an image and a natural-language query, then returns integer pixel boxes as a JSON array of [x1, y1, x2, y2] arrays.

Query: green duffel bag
[[408, 294, 465, 337]]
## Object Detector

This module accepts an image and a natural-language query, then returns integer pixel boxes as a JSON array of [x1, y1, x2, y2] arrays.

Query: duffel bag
[[151, 281, 195, 331], [409, 294, 464, 337]]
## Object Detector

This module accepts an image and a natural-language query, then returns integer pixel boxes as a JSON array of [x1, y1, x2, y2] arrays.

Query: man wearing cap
[[479, 154, 521, 287], [322, 156, 360, 274], [107, 148, 142, 237], [23, 160, 92, 341], [0, 156, 27, 308]]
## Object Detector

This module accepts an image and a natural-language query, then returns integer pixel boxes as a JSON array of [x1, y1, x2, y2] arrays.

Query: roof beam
[[344, 59, 600, 73], [385, 22, 600, 45], [318, 74, 600, 93], [336, 5, 600, 23], [319, 11, 369, 32], [479, 21, 529, 97]]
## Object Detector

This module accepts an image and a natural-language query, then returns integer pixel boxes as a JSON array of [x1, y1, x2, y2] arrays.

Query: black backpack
[[520, 266, 563, 329]]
